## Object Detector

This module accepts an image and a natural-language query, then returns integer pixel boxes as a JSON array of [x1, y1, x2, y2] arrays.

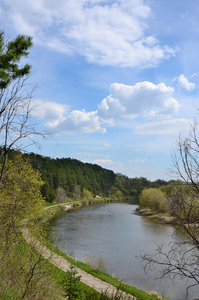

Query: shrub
[[81, 188, 93, 200], [139, 188, 168, 212]]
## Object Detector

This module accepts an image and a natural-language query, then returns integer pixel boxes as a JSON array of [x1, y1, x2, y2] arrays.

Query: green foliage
[[62, 264, 85, 299], [81, 188, 93, 200], [139, 188, 168, 212], [62, 263, 146, 300], [0, 32, 32, 89], [0, 153, 45, 242], [161, 181, 199, 221], [109, 186, 124, 200], [0, 153, 57, 299], [161, 180, 193, 198], [62, 264, 118, 299], [21, 152, 168, 203], [113, 175, 167, 199], [114, 177, 128, 195], [26, 153, 116, 201], [0, 236, 66, 300]]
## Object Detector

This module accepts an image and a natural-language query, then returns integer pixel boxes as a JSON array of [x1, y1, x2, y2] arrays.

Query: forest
[[24, 152, 168, 203]]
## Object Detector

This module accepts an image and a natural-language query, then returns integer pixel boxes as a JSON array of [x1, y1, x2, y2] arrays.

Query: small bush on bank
[[81, 188, 94, 200], [139, 188, 168, 212]]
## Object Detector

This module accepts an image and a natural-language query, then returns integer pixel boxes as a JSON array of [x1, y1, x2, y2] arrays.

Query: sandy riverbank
[[136, 207, 175, 224]]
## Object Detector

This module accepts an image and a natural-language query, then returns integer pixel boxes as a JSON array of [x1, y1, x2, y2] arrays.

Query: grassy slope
[[1, 235, 104, 300]]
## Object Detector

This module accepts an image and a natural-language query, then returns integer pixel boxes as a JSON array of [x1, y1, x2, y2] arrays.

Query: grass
[[1, 234, 105, 300], [0, 284, 20, 300], [44, 200, 71, 207], [39, 253, 104, 299]]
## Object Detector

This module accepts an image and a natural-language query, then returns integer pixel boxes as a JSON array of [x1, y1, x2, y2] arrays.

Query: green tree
[[0, 153, 57, 299], [73, 184, 81, 200], [114, 177, 128, 195], [0, 152, 44, 248], [62, 264, 85, 300], [109, 187, 124, 201], [139, 188, 168, 212], [0, 32, 32, 89], [81, 188, 93, 200]]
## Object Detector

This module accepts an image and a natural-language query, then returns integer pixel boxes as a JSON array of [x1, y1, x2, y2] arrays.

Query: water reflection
[[49, 203, 198, 300]]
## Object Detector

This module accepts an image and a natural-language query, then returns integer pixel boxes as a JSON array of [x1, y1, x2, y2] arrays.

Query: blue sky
[[1, 0, 199, 180]]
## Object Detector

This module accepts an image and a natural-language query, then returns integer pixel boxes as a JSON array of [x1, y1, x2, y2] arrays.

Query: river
[[49, 203, 199, 300]]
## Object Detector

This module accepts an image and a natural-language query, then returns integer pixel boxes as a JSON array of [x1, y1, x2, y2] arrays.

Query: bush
[[139, 188, 168, 212], [81, 188, 93, 200]]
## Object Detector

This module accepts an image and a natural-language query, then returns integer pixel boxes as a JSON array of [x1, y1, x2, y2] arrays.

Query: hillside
[[25, 152, 167, 203], [26, 153, 116, 202]]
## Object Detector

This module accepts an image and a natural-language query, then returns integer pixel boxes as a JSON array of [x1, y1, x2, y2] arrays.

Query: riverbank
[[44, 197, 123, 221], [136, 207, 175, 224]]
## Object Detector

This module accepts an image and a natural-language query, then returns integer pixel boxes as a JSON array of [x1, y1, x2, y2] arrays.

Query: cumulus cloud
[[174, 74, 195, 91], [53, 110, 106, 134], [2, 0, 175, 68], [134, 119, 192, 135], [30, 80, 182, 135], [98, 81, 179, 120], [31, 99, 68, 128], [30, 100, 105, 134]]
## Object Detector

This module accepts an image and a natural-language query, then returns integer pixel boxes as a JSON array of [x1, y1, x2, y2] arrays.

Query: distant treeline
[[26, 153, 115, 201], [23, 152, 168, 202]]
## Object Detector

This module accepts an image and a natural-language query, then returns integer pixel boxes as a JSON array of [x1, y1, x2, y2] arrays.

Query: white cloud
[[133, 158, 145, 163], [191, 72, 199, 78], [129, 159, 145, 163], [93, 159, 123, 169], [54, 109, 106, 134], [31, 100, 105, 134], [30, 80, 181, 135], [2, 0, 175, 68], [175, 74, 195, 91], [31, 99, 68, 127], [98, 81, 179, 120], [135, 119, 192, 135]]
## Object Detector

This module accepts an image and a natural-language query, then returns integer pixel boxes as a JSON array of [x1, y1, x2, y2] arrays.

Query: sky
[[1, 0, 199, 180]]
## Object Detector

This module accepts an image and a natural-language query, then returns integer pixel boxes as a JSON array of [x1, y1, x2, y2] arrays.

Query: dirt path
[[21, 227, 136, 299]]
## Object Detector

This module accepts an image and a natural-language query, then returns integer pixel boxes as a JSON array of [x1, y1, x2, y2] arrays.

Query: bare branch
[[0, 76, 48, 184]]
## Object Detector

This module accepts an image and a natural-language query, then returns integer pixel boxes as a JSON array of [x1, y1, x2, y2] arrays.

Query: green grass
[[0, 285, 20, 300], [44, 200, 71, 207], [39, 254, 104, 299], [1, 235, 105, 300]]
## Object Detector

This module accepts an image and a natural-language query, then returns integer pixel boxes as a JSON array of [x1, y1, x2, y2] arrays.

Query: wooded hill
[[25, 152, 167, 203]]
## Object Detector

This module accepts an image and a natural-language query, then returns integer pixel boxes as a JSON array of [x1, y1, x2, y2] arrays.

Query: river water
[[49, 203, 199, 300]]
